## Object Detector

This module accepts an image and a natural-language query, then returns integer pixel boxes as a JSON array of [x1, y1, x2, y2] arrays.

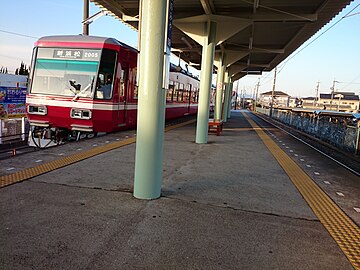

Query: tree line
[[0, 61, 30, 75]]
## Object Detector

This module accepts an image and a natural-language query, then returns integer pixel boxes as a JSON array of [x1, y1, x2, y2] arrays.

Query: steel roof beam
[[174, 15, 251, 46], [93, 0, 128, 17], [250, 13, 318, 22], [200, 0, 216, 15], [214, 50, 249, 68], [91, 0, 350, 79], [228, 64, 247, 77], [228, 61, 268, 77], [219, 45, 285, 54], [231, 72, 247, 82], [249, 47, 285, 54]]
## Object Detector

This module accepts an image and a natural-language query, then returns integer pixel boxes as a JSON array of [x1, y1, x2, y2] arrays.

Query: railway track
[[0, 115, 196, 161], [242, 111, 360, 269], [248, 110, 360, 227], [252, 112, 360, 177]]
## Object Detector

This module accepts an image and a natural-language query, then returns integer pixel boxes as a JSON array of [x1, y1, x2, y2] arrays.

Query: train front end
[[26, 36, 116, 147]]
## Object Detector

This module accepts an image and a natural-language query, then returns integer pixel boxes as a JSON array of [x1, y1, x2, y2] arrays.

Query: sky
[[0, 0, 359, 98]]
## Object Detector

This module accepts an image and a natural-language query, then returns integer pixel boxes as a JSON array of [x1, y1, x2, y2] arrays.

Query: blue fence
[[256, 107, 360, 155], [0, 85, 28, 144]]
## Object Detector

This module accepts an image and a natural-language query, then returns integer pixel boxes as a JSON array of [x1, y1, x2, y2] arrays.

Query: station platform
[[1, 110, 359, 270]]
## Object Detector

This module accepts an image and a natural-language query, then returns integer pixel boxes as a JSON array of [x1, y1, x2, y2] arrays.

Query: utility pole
[[234, 91, 236, 110], [242, 89, 246, 109], [83, 0, 89, 35], [255, 78, 260, 110], [269, 66, 277, 117], [315, 81, 320, 99], [82, 1, 110, 35], [336, 94, 344, 112], [239, 87, 243, 109], [236, 80, 240, 109], [314, 81, 320, 107], [330, 79, 339, 111]]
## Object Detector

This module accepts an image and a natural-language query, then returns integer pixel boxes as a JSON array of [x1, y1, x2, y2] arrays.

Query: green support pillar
[[223, 71, 230, 122], [134, 0, 167, 199], [195, 21, 217, 144], [227, 82, 233, 118], [214, 52, 226, 121]]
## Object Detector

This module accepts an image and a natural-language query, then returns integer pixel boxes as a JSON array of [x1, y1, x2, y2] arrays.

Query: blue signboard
[[0, 86, 27, 119], [166, 0, 174, 54]]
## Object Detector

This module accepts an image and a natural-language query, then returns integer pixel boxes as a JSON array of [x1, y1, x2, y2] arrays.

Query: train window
[[167, 81, 174, 101], [174, 82, 179, 101], [184, 91, 190, 102], [115, 67, 127, 100], [95, 49, 117, 100], [134, 86, 138, 99], [98, 74, 105, 84], [28, 47, 38, 94], [167, 84, 174, 101], [119, 69, 125, 97], [183, 84, 191, 102], [130, 67, 138, 99], [31, 47, 100, 97], [177, 90, 184, 102], [192, 91, 197, 102]]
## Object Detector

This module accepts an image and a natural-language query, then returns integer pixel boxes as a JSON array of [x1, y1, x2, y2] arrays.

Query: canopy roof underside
[[90, 0, 352, 80]]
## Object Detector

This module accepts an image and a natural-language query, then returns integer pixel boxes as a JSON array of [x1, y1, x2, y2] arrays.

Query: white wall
[[0, 74, 28, 87]]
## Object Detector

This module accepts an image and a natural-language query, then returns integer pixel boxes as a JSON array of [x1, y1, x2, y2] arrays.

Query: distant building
[[301, 97, 318, 109], [0, 74, 28, 87], [259, 91, 289, 108], [285, 91, 359, 113], [288, 97, 303, 108], [318, 92, 359, 113]]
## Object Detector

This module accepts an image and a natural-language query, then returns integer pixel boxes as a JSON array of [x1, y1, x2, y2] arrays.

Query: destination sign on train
[[53, 49, 82, 59], [52, 49, 101, 60]]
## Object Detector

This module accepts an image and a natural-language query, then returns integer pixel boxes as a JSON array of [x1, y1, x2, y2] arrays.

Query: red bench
[[208, 119, 224, 136]]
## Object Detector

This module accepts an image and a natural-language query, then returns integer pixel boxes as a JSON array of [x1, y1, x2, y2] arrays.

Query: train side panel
[[26, 35, 200, 147]]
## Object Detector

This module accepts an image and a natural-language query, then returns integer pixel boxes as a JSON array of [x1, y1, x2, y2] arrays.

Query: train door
[[187, 83, 192, 113], [117, 65, 127, 127], [95, 49, 126, 130]]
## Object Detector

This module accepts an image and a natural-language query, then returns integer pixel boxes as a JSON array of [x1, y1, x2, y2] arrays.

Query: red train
[[26, 35, 199, 147]]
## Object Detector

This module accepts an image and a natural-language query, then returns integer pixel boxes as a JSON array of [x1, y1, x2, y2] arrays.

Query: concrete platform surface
[[0, 111, 354, 270]]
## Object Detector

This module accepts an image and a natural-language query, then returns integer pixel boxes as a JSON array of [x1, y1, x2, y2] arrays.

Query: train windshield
[[30, 48, 101, 98]]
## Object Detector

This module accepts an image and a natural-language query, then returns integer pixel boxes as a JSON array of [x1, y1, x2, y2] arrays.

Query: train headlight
[[70, 108, 92, 119], [28, 105, 47, 115]]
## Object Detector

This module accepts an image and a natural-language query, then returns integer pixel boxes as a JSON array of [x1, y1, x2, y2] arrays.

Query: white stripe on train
[[26, 97, 198, 111]]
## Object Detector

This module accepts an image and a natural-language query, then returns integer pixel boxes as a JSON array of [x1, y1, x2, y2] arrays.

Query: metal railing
[[0, 117, 29, 144], [256, 107, 360, 155]]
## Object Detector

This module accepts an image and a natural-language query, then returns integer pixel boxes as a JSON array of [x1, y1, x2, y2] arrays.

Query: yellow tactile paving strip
[[0, 119, 196, 189], [243, 112, 360, 269], [223, 127, 277, 132], [164, 119, 196, 132]]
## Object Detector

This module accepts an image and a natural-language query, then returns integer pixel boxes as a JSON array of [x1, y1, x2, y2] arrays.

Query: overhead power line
[[254, 3, 360, 92], [343, 11, 360, 18], [0, 29, 38, 39], [277, 3, 360, 75]]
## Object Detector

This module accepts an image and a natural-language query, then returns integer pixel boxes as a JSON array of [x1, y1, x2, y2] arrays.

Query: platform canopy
[[90, 0, 352, 81]]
